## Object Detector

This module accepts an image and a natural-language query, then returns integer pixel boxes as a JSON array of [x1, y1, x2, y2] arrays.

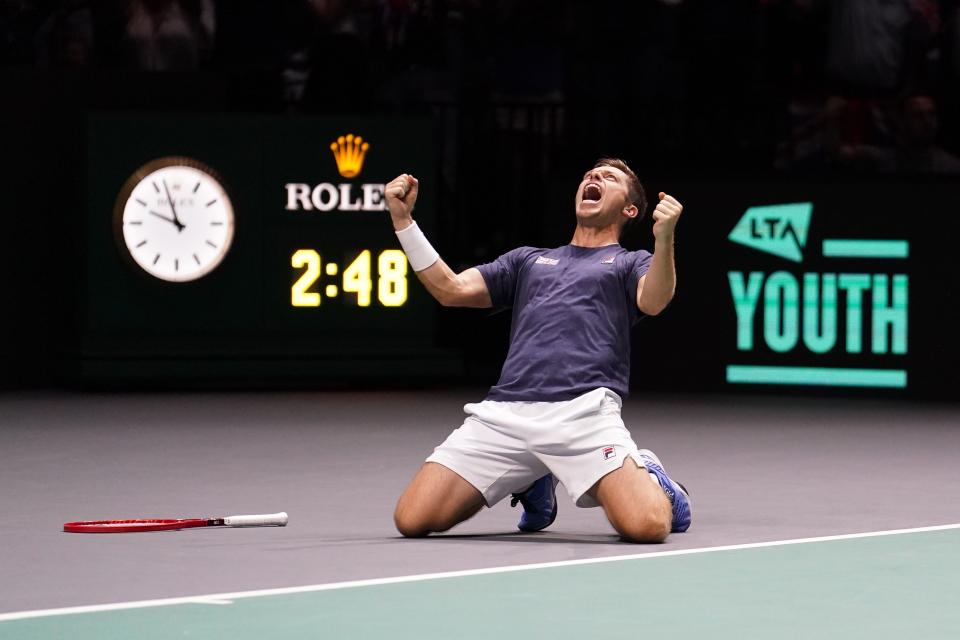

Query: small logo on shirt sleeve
[[535, 256, 560, 266]]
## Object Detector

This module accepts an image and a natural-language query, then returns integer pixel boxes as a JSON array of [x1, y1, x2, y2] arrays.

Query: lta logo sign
[[726, 203, 909, 389]]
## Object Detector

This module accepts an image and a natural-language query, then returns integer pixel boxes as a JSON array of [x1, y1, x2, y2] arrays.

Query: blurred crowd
[[3, 0, 959, 173], [768, 0, 960, 173]]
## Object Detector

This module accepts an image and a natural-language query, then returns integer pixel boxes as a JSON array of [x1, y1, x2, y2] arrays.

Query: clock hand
[[162, 180, 186, 232], [149, 210, 180, 226]]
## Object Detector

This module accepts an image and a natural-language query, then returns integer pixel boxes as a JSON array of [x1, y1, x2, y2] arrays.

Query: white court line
[[2, 522, 959, 623]]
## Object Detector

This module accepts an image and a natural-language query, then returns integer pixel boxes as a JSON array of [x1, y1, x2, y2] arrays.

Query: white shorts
[[425, 387, 644, 508]]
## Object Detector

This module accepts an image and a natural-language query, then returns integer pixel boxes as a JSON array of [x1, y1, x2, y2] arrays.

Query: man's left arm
[[637, 192, 683, 316]]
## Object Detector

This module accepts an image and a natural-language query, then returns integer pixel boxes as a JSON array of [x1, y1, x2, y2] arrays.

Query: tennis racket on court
[[63, 512, 288, 533]]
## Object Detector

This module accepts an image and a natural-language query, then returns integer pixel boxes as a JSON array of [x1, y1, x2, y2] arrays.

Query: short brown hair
[[594, 157, 647, 223]]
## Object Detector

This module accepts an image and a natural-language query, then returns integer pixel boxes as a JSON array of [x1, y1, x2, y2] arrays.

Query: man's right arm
[[412, 262, 491, 308], [385, 174, 492, 308]]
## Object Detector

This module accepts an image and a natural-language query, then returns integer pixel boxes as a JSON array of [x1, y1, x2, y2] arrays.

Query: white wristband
[[395, 221, 440, 272]]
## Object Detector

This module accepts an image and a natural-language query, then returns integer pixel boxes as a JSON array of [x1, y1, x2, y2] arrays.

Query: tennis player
[[386, 159, 690, 542]]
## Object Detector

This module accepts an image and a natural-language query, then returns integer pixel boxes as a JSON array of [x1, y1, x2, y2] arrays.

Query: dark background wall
[[2, 0, 959, 398]]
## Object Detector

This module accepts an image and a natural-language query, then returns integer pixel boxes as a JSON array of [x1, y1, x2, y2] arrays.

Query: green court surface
[[3, 526, 958, 639]]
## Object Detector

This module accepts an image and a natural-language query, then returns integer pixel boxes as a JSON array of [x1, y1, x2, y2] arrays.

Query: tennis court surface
[[2, 391, 958, 637]]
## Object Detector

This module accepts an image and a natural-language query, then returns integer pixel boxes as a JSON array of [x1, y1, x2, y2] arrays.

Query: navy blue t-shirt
[[475, 244, 653, 402]]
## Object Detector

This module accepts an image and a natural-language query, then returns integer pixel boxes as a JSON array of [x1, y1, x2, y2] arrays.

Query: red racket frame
[[63, 518, 225, 533]]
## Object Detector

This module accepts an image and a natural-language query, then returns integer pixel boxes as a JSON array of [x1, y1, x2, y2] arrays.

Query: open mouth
[[582, 183, 602, 202]]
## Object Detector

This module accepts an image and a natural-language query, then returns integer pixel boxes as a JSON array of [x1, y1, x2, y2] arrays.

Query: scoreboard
[[82, 115, 455, 384]]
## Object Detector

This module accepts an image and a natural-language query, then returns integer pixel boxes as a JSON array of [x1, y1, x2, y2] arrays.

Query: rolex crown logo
[[329, 133, 370, 178]]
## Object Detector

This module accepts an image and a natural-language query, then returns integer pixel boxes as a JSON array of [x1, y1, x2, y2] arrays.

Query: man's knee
[[393, 488, 441, 537], [393, 470, 482, 537], [393, 503, 431, 538], [394, 500, 467, 537], [592, 459, 673, 543], [612, 510, 670, 543]]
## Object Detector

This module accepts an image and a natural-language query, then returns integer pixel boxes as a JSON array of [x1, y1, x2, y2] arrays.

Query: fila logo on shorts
[[535, 256, 560, 266], [602, 446, 616, 460]]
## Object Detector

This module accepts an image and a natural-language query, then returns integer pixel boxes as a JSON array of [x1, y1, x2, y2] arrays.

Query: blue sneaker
[[636, 449, 692, 533], [510, 474, 558, 532]]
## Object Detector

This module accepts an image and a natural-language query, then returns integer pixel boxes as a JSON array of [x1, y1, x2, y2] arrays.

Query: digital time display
[[290, 249, 408, 307]]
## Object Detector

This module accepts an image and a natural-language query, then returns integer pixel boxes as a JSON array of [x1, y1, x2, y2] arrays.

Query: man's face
[[575, 165, 636, 227]]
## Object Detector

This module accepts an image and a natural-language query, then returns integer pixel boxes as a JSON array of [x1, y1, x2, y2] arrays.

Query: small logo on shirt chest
[[601, 255, 616, 264], [535, 256, 560, 266]]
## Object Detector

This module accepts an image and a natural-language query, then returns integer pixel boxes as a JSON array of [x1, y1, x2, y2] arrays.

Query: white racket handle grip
[[224, 512, 288, 527]]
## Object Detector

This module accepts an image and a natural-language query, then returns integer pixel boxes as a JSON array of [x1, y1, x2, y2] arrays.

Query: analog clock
[[114, 157, 235, 282]]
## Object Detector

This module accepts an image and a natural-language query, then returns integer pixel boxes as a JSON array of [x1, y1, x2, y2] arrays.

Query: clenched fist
[[385, 174, 419, 231], [652, 192, 683, 243]]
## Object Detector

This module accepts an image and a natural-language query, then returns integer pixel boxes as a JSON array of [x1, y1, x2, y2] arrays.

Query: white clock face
[[119, 162, 235, 282]]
